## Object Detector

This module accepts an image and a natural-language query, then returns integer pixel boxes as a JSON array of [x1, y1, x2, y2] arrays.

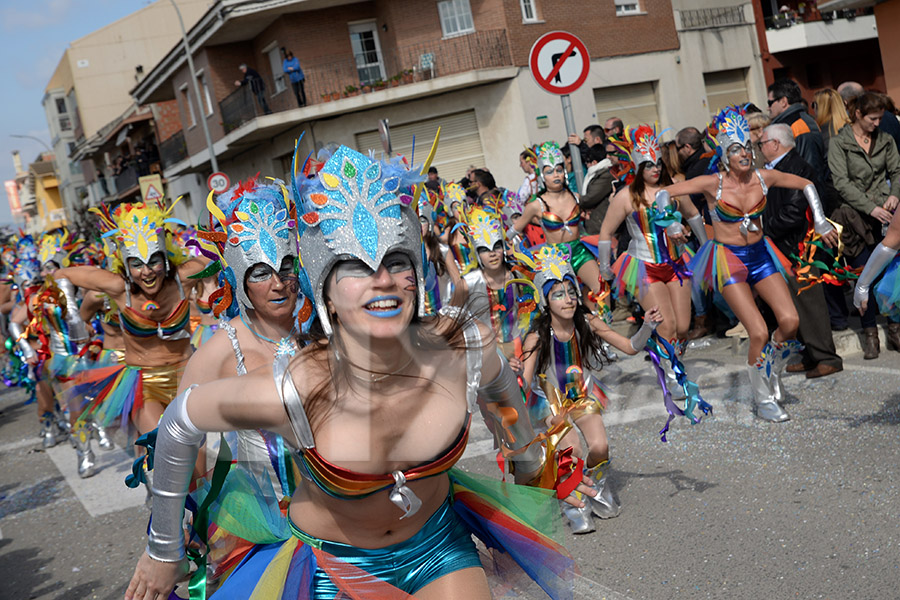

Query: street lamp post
[[170, 0, 218, 173]]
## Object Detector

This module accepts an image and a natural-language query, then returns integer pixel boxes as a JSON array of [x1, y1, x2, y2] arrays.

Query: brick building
[[133, 0, 768, 211]]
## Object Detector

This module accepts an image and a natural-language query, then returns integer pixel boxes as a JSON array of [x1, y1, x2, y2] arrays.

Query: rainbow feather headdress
[[513, 244, 580, 307], [38, 229, 71, 268], [706, 105, 753, 172], [537, 141, 564, 185], [13, 235, 41, 288], [91, 200, 188, 280], [627, 124, 662, 168]]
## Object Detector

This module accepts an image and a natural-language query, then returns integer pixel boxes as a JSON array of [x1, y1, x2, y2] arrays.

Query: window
[[593, 81, 659, 127], [67, 142, 76, 156], [349, 22, 386, 85], [615, 0, 640, 16], [180, 84, 195, 127], [438, 0, 474, 37], [196, 71, 213, 115], [520, 0, 538, 22], [58, 115, 72, 131], [266, 46, 286, 94], [703, 69, 749, 118], [55, 98, 67, 114]]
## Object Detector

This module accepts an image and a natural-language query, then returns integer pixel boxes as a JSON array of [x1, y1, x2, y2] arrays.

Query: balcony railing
[[114, 165, 139, 193], [160, 130, 188, 169], [680, 6, 746, 29], [764, 4, 873, 29], [219, 29, 513, 135]]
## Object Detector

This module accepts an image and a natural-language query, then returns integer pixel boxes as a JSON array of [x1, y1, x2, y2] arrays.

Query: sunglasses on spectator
[[767, 97, 784, 107]]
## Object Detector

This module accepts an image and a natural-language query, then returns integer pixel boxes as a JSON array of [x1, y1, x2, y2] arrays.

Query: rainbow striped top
[[119, 299, 190, 339], [713, 170, 768, 223], [540, 198, 581, 233]]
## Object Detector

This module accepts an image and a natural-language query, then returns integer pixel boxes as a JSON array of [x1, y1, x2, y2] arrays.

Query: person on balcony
[[234, 63, 272, 115], [282, 50, 306, 108]]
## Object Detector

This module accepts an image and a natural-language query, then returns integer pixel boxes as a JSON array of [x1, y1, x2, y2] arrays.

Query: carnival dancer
[[125, 145, 595, 600], [511, 142, 605, 303], [189, 275, 220, 349], [597, 125, 704, 399], [662, 106, 838, 422], [419, 190, 461, 315], [854, 208, 900, 325], [520, 244, 662, 533], [55, 200, 205, 436]]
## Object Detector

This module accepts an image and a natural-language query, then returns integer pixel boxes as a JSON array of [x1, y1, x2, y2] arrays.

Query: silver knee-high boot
[[560, 494, 596, 534], [769, 337, 804, 403], [40, 411, 60, 448], [748, 345, 789, 423], [72, 421, 96, 478], [585, 461, 621, 519], [92, 420, 114, 450]]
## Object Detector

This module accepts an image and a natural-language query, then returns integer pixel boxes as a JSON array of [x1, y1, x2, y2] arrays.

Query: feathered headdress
[[706, 105, 753, 173], [512, 244, 579, 308], [536, 141, 564, 185]]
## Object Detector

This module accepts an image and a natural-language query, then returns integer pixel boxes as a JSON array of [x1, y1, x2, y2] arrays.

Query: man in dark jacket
[[759, 123, 842, 378], [580, 144, 614, 235], [768, 79, 825, 178], [234, 64, 272, 115]]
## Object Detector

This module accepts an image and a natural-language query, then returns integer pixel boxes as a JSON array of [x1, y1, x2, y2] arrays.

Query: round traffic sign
[[207, 172, 230, 193], [529, 31, 590, 95]]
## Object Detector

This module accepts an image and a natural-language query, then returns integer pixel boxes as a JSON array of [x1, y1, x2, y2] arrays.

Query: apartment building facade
[[133, 0, 767, 208]]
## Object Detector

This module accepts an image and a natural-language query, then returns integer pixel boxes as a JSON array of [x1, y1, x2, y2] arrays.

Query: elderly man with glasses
[[758, 123, 843, 379], [767, 79, 826, 180]]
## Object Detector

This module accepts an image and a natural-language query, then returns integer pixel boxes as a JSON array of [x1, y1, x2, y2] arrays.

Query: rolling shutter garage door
[[704, 69, 749, 118], [355, 110, 484, 182], [593, 82, 659, 127]]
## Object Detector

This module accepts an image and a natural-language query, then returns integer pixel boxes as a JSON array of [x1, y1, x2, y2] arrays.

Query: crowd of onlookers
[[440, 78, 900, 370]]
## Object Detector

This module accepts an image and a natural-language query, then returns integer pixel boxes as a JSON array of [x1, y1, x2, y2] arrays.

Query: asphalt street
[[1, 332, 898, 600]]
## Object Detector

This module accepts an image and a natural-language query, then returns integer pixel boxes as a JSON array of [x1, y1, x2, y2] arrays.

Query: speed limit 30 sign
[[207, 172, 230, 193]]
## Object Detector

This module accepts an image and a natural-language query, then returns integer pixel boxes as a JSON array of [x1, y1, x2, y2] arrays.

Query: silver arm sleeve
[[803, 184, 833, 235], [478, 357, 543, 475], [854, 243, 898, 310], [687, 214, 708, 245], [597, 240, 614, 281], [147, 385, 204, 563], [630, 317, 659, 352], [56, 278, 89, 342], [656, 189, 686, 239], [8, 322, 36, 360]]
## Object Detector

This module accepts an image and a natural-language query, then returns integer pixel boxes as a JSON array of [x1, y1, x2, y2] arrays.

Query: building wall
[[155, 100, 183, 142], [875, 0, 900, 101]]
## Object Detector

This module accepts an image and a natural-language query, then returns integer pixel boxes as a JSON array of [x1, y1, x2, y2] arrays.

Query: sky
[[0, 0, 156, 227]]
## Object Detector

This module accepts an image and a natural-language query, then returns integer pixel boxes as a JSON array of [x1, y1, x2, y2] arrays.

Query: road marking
[[0, 437, 39, 453], [44, 443, 146, 517]]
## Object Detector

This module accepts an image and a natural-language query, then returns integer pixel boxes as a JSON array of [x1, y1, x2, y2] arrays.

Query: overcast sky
[[0, 0, 153, 227]]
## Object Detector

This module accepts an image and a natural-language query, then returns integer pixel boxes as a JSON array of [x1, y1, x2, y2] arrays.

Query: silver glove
[[803, 184, 833, 236], [478, 357, 543, 475], [147, 385, 204, 563], [630, 317, 659, 352], [686, 214, 708, 245], [56, 277, 90, 342], [597, 240, 614, 281], [8, 322, 36, 361], [854, 243, 897, 310], [655, 189, 672, 210]]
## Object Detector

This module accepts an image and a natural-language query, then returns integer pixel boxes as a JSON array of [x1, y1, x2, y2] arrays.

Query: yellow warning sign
[[139, 174, 164, 202]]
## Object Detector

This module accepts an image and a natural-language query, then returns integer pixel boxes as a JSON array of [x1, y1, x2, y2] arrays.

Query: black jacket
[[772, 104, 826, 180], [764, 149, 820, 259], [240, 67, 266, 93]]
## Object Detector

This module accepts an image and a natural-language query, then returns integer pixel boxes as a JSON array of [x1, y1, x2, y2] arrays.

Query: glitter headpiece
[[707, 105, 753, 172], [38, 229, 70, 268], [537, 141, 564, 184], [195, 176, 304, 324], [297, 145, 427, 337], [92, 200, 188, 281], [465, 206, 504, 255], [627, 124, 662, 168], [514, 244, 579, 307], [13, 235, 41, 288], [500, 189, 523, 230], [444, 182, 467, 216]]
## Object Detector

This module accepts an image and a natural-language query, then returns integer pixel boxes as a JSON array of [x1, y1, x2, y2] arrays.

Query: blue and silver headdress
[[14, 235, 41, 288], [707, 105, 753, 172], [297, 146, 427, 336]]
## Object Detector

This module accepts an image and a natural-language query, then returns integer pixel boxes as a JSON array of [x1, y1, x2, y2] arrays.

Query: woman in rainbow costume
[[662, 106, 838, 422], [511, 142, 606, 303], [597, 125, 706, 406], [55, 199, 205, 436], [125, 145, 595, 600], [854, 209, 900, 321], [519, 244, 661, 534]]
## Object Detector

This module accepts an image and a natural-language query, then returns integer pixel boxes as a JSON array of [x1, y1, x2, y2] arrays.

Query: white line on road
[[44, 443, 146, 517], [0, 437, 39, 454]]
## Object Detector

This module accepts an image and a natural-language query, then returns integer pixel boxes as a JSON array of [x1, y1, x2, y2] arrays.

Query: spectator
[[580, 144, 614, 235], [767, 79, 826, 177], [517, 149, 538, 202], [813, 88, 850, 152], [234, 63, 272, 115], [758, 123, 843, 378], [838, 81, 900, 152], [567, 124, 605, 162], [828, 91, 900, 357], [424, 166, 443, 193], [675, 126, 711, 181], [746, 112, 772, 169], [282, 50, 306, 107], [661, 140, 684, 182], [470, 169, 497, 206], [604, 117, 625, 138]]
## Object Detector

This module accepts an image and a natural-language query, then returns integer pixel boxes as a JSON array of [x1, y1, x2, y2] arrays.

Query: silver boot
[[769, 338, 804, 403], [747, 363, 789, 423], [92, 421, 114, 450], [586, 462, 621, 519], [40, 412, 60, 448], [662, 361, 687, 401], [560, 495, 595, 534], [72, 422, 96, 478]]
